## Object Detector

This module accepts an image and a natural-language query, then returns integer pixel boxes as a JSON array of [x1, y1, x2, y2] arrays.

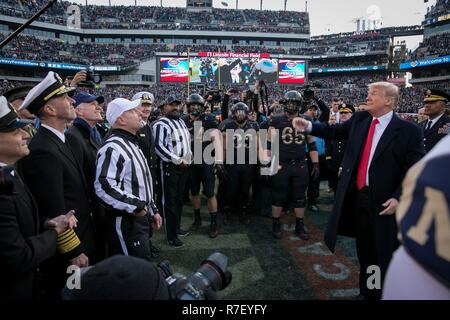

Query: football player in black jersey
[[268, 90, 319, 240], [181, 93, 223, 238], [219, 102, 259, 225]]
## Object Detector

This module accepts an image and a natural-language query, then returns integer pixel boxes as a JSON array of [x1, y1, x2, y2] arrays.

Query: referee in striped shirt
[[152, 96, 192, 248], [95, 98, 162, 260]]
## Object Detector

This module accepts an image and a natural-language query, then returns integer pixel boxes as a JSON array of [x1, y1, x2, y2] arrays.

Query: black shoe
[[209, 222, 218, 238], [295, 223, 310, 240], [167, 238, 184, 248], [177, 229, 190, 237], [150, 244, 161, 254], [190, 219, 202, 231], [150, 250, 160, 258], [272, 219, 282, 239]]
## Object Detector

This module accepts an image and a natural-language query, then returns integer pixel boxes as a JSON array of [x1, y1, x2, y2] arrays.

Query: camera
[[79, 68, 102, 87], [205, 89, 222, 105], [158, 252, 232, 300], [302, 82, 323, 101], [302, 85, 315, 101]]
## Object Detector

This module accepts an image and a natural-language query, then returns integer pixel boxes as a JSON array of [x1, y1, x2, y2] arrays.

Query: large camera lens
[[188, 252, 232, 292]]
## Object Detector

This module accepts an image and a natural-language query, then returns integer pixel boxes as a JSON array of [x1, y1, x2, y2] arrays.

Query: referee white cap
[[106, 98, 141, 126]]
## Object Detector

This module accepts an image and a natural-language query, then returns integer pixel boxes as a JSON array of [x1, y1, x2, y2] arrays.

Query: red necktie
[[356, 118, 379, 190]]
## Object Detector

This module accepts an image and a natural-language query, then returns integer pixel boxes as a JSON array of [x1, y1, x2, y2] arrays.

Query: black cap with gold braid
[[424, 89, 450, 103], [19, 71, 75, 115]]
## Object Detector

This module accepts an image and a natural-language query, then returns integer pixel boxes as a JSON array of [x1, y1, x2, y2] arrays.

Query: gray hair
[[368, 82, 400, 108]]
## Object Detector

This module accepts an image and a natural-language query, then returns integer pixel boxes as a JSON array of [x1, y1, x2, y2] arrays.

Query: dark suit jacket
[[311, 111, 425, 256], [19, 126, 96, 258], [137, 122, 158, 181], [0, 166, 57, 300], [422, 114, 450, 153], [66, 120, 101, 194], [66, 120, 106, 261]]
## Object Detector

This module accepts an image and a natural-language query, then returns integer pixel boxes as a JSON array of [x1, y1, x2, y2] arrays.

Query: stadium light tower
[[260, 0, 263, 11]]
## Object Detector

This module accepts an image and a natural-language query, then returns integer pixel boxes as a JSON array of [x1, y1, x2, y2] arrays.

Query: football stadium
[[0, 0, 449, 304]]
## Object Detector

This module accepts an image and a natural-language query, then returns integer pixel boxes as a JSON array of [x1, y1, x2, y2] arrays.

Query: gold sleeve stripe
[[57, 229, 81, 254]]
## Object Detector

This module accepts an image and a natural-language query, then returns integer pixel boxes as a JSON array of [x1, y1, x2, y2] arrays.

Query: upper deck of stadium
[[0, 0, 310, 39]]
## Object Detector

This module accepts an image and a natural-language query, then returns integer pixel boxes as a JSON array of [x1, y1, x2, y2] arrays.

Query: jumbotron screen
[[159, 52, 283, 84], [159, 57, 189, 82], [189, 56, 278, 84], [278, 59, 306, 84]]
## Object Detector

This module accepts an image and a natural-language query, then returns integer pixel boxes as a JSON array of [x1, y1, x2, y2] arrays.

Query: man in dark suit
[[18, 72, 97, 299], [422, 89, 450, 153], [0, 95, 75, 299], [66, 92, 106, 261], [325, 104, 354, 193], [293, 82, 425, 299]]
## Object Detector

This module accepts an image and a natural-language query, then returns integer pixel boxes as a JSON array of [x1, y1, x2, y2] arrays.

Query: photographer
[[63, 252, 231, 300], [303, 87, 331, 123], [252, 81, 269, 124], [220, 88, 238, 121]]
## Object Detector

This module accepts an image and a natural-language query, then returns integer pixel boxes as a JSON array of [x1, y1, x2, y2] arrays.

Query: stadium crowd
[[424, 0, 450, 21], [410, 32, 450, 60], [0, 33, 168, 67], [0, 0, 310, 34]]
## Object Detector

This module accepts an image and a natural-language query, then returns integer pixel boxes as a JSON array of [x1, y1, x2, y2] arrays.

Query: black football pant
[[225, 164, 254, 215]]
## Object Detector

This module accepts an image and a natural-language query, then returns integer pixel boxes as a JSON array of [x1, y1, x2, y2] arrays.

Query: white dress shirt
[[366, 111, 393, 185], [331, 110, 340, 123], [426, 113, 444, 130], [0, 161, 8, 168], [41, 124, 65, 143], [305, 110, 394, 186]]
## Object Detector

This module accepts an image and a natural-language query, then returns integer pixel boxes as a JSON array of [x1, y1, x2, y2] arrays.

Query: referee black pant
[[160, 162, 189, 242], [104, 211, 151, 261]]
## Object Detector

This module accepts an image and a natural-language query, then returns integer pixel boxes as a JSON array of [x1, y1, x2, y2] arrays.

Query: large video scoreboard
[[158, 52, 307, 84]]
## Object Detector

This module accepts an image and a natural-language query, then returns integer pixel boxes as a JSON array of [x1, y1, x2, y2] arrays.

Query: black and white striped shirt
[[152, 117, 192, 164], [95, 129, 157, 215]]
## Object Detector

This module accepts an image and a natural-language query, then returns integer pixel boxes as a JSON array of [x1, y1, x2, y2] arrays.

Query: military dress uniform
[[18, 72, 97, 299], [422, 90, 450, 153], [0, 96, 58, 300], [325, 105, 354, 193]]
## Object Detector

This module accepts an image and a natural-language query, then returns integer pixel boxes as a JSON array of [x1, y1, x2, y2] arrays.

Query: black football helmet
[[231, 102, 249, 124], [186, 93, 205, 117], [281, 90, 303, 114]]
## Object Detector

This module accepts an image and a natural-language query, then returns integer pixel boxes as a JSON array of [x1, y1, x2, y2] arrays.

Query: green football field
[[152, 183, 361, 300]]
